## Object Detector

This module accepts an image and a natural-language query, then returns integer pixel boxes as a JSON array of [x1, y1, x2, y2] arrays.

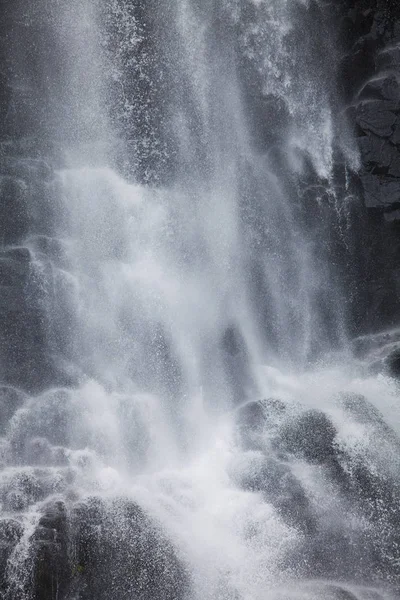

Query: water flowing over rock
[[0, 1, 399, 599]]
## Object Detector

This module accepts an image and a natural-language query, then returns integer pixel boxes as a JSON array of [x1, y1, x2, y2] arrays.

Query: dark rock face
[[336, 1, 400, 334], [71, 498, 189, 600], [341, 4, 400, 210], [0, 498, 190, 600], [234, 400, 317, 535], [278, 410, 338, 465], [241, 456, 317, 535], [30, 502, 70, 600]]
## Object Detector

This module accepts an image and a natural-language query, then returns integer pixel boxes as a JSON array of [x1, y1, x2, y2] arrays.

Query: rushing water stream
[[0, 1, 399, 599]]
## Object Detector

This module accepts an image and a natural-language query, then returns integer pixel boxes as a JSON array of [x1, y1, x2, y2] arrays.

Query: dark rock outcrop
[[239, 455, 316, 535], [69, 498, 189, 600], [31, 502, 70, 600], [0, 519, 23, 591], [234, 398, 286, 451], [336, 1, 400, 335], [0, 497, 190, 600], [278, 410, 338, 465]]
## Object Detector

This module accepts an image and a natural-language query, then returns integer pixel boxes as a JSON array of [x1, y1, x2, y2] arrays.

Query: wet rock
[[338, 392, 399, 448], [235, 401, 266, 451], [0, 518, 24, 590], [361, 171, 400, 207], [329, 396, 400, 580], [0, 248, 65, 393], [1, 496, 189, 600], [69, 497, 189, 600], [356, 100, 398, 138], [31, 502, 70, 600], [357, 75, 400, 103], [340, 37, 377, 102], [1, 470, 45, 512], [235, 398, 286, 451], [239, 456, 315, 535], [384, 346, 400, 377], [294, 529, 368, 587], [352, 328, 400, 374], [345, 462, 400, 577], [8, 389, 76, 463], [359, 134, 400, 177], [25, 438, 53, 466], [278, 410, 338, 465], [0, 518, 23, 545], [23, 438, 69, 468], [336, 1, 400, 333], [0, 246, 31, 285]]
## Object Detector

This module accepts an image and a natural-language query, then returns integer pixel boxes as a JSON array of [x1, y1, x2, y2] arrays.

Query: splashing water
[[0, 1, 398, 599]]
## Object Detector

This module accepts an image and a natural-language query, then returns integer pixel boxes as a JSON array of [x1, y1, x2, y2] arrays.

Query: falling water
[[0, 1, 399, 599]]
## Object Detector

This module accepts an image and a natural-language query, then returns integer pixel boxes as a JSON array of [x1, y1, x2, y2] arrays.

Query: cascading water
[[0, 1, 399, 599]]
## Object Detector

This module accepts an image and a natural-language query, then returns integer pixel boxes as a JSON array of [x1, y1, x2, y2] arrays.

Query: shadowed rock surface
[[336, 0, 400, 335], [0, 498, 190, 600]]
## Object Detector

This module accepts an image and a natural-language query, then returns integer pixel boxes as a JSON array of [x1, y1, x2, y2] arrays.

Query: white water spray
[[0, 1, 398, 599]]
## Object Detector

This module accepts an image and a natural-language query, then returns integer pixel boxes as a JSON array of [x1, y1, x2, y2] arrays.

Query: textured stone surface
[[0, 497, 190, 600], [339, 1, 400, 213], [332, 1, 400, 334]]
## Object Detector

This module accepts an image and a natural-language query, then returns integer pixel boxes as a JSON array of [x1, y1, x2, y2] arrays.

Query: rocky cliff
[[338, 0, 400, 335]]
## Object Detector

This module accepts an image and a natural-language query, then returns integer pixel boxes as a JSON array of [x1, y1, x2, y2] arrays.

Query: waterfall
[[0, 1, 399, 599]]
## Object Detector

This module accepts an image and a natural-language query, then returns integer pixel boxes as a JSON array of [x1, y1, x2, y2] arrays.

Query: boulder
[[238, 456, 316, 535], [338, 392, 395, 432], [278, 410, 338, 465], [234, 398, 286, 451], [68, 497, 189, 600], [0, 496, 190, 600]]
